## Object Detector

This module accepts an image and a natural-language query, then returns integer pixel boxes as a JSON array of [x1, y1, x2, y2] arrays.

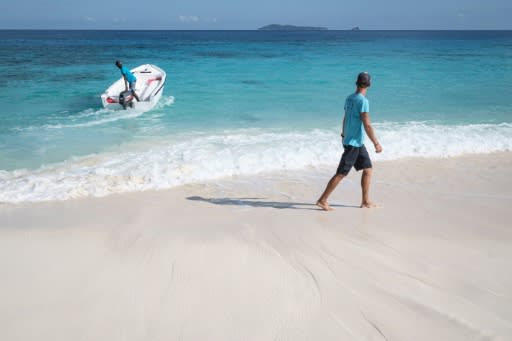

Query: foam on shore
[[1, 122, 511, 203]]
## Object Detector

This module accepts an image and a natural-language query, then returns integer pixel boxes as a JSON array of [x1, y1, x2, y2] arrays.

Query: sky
[[0, 0, 511, 30]]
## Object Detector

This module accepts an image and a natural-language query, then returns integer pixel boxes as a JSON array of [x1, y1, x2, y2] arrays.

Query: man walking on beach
[[115, 60, 140, 102], [317, 72, 383, 211]]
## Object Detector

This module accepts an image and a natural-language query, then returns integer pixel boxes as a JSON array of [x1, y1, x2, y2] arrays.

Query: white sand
[[1, 153, 511, 340]]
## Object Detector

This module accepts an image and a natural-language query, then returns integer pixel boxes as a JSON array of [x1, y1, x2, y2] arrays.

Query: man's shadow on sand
[[186, 196, 359, 210]]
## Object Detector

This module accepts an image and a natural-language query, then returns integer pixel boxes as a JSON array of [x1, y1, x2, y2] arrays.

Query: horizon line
[[1, 28, 512, 31]]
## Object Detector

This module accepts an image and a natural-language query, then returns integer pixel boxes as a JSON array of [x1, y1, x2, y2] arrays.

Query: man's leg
[[360, 167, 376, 208], [317, 174, 345, 211], [317, 146, 356, 211], [130, 82, 140, 101]]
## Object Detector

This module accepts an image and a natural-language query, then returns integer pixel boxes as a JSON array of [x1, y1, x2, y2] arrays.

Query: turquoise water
[[1, 30, 511, 202]]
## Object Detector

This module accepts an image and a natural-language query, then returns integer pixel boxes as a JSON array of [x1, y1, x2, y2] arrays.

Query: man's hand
[[374, 143, 383, 153]]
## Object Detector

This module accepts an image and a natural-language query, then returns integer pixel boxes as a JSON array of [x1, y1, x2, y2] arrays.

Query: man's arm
[[123, 75, 128, 90], [361, 112, 382, 153], [340, 114, 346, 137]]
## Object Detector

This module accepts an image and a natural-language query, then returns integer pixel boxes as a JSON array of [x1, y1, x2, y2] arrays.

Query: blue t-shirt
[[120, 66, 136, 83], [342, 92, 369, 147]]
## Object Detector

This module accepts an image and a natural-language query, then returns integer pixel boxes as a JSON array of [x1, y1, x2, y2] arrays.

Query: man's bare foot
[[360, 202, 379, 208], [316, 200, 334, 211]]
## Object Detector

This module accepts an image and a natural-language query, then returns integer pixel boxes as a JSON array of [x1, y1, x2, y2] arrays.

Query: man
[[115, 60, 140, 102], [317, 72, 383, 211]]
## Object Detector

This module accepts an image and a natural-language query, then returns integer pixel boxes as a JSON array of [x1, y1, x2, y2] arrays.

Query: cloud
[[113, 17, 127, 23], [457, 12, 466, 18], [177, 16, 218, 24], [179, 15, 200, 23], [83, 16, 96, 22]]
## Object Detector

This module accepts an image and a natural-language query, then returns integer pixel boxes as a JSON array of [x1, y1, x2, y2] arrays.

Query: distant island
[[351, 26, 361, 31], [258, 24, 328, 31]]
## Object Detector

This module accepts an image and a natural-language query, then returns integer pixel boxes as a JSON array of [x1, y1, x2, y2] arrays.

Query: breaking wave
[[1, 122, 511, 203]]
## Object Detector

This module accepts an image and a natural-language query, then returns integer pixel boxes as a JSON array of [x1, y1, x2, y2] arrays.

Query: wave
[[11, 109, 144, 131], [11, 96, 175, 132], [375, 121, 512, 159], [155, 95, 175, 109], [1, 122, 511, 203]]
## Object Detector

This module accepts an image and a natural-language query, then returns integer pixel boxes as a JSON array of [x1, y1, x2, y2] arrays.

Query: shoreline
[[2, 151, 511, 207], [1, 152, 511, 340]]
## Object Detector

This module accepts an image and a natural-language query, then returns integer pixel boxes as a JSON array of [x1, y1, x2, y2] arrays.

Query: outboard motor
[[119, 90, 134, 109]]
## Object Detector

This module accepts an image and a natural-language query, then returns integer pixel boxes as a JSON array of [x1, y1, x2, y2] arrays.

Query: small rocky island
[[258, 24, 327, 31]]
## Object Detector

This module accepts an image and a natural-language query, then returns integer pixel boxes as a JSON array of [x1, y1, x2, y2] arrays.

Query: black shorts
[[336, 145, 372, 175]]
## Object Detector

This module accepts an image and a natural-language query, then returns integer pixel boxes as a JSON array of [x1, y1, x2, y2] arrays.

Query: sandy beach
[[1, 152, 511, 340]]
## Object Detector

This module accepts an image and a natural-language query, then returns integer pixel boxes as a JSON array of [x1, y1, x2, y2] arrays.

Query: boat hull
[[101, 64, 166, 110]]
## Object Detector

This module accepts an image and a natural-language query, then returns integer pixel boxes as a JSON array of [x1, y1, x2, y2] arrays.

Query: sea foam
[[10, 96, 175, 132], [1, 122, 511, 203]]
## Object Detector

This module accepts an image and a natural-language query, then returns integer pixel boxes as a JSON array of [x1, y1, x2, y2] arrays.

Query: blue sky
[[1, 0, 511, 29]]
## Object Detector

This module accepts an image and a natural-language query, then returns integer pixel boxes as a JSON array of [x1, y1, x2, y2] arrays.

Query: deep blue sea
[[1, 30, 511, 202]]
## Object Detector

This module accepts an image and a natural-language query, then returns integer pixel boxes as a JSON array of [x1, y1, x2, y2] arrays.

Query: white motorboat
[[101, 64, 166, 110]]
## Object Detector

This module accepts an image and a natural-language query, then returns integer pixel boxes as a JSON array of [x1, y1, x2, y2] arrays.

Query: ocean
[[0, 30, 511, 203]]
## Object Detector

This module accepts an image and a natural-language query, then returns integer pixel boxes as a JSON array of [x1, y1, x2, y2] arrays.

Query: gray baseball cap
[[356, 72, 371, 87]]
